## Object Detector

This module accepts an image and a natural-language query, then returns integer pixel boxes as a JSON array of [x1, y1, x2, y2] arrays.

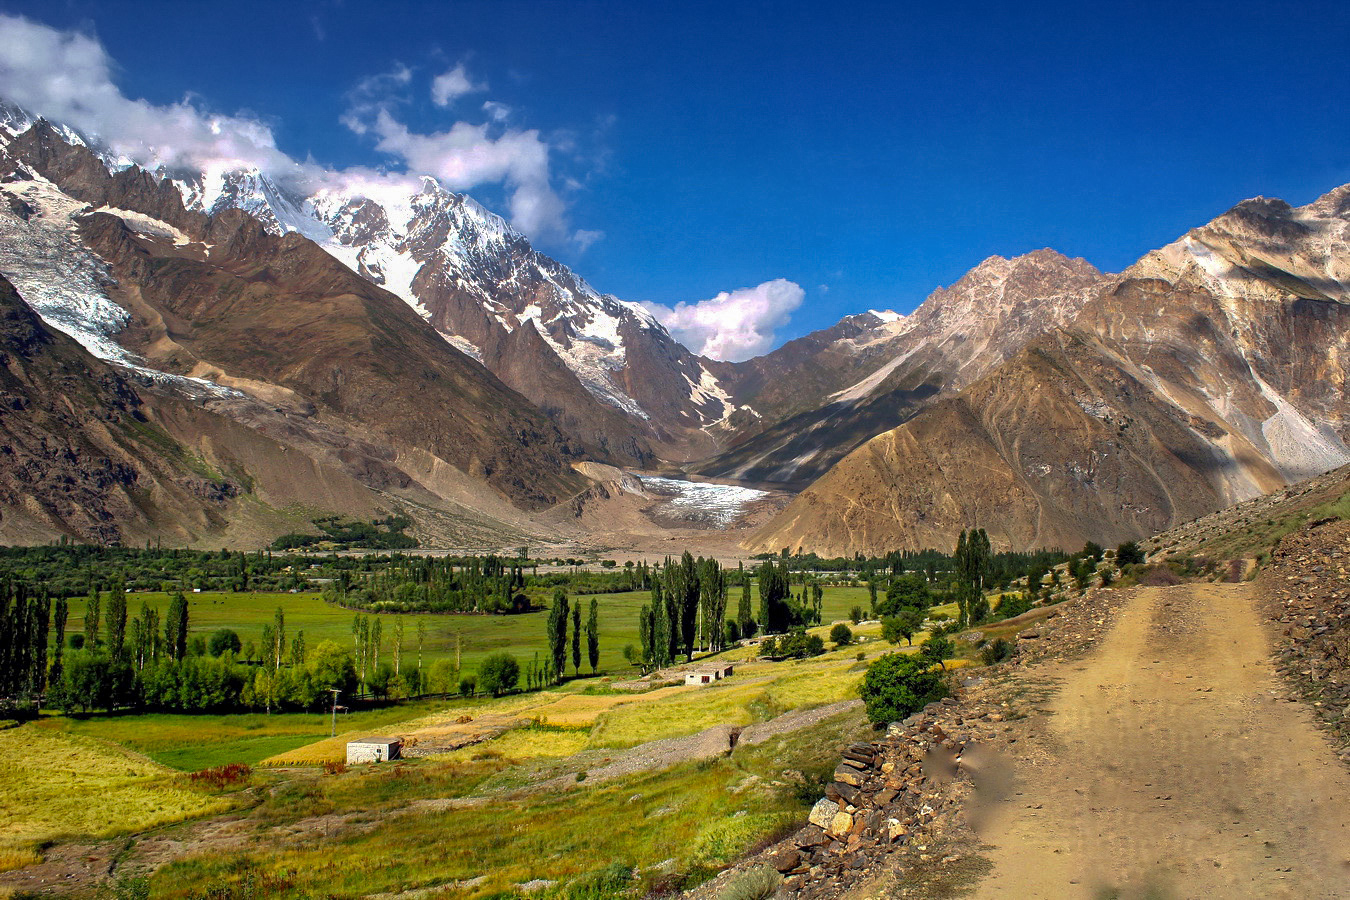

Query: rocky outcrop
[[1259, 518, 1350, 762]]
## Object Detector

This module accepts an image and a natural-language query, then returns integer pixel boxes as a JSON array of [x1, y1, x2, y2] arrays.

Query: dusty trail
[[974, 583, 1350, 899]]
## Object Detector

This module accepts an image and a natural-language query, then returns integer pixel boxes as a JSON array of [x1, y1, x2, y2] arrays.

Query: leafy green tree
[[478, 652, 520, 696], [879, 574, 930, 617], [858, 652, 949, 725], [829, 623, 853, 646], [882, 608, 924, 645], [208, 628, 242, 657], [921, 635, 955, 670], [307, 640, 358, 697], [850, 606, 863, 625], [1116, 541, 1145, 566]]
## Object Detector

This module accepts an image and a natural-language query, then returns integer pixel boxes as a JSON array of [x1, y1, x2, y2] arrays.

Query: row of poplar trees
[[545, 590, 601, 683], [636, 553, 731, 669], [0, 582, 191, 714]]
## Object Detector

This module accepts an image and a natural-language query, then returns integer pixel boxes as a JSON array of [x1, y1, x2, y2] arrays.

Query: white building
[[346, 736, 402, 764]]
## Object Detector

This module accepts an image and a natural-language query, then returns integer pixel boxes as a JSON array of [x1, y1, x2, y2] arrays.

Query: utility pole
[[329, 688, 341, 738]]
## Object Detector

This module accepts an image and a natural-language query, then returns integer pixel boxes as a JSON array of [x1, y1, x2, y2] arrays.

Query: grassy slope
[[0, 725, 233, 855]]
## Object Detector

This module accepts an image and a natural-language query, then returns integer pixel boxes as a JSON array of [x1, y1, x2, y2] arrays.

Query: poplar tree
[[165, 591, 188, 662], [586, 598, 599, 674], [571, 601, 582, 676], [547, 589, 569, 683], [85, 589, 101, 649], [737, 563, 754, 638]]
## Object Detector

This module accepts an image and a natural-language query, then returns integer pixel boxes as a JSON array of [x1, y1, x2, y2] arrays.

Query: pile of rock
[[766, 697, 1006, 897], [1260, 517, 1350, 759]]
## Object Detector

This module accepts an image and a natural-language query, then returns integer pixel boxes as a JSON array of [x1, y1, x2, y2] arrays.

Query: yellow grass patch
[[430, 726, 590, 763], [588, 681, 766, 748], [0, 846, 40, 873], [530, 685, 689, 727], [261, 732, 355, 766], [0, 726, 228, 848], [765, 666, 863, 708]]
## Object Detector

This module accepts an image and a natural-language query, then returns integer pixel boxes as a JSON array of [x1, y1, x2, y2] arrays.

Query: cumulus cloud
[[0, 14, 585, 243], [0, 14, 296, 176], [643, 279, 805, 362], [431, 63, 486, 107]]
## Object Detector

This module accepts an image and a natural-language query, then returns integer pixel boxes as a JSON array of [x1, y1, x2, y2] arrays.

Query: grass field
[[32, 700, 454, 770], [62, 582, 881, 682], [0, 578, 929, 894], [146, 706, 871, 899], [0, 725, 233, 855]]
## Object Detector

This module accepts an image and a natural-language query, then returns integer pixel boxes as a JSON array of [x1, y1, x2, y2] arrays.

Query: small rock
[[808, 798, 840, 829], [769, 847, 801, 872], [828, 811, 855, 837]]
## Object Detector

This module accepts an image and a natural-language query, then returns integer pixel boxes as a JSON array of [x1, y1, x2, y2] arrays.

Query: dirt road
[[974, 583, 1350, 898]]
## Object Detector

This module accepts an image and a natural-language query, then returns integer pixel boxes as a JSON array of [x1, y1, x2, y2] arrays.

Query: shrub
[[458, 675, 477, 697], [715, 866, 781, 900], [981, 638, 1013, 666], [829, 623, 853, 646], [1116, 540, 1145, 566], [858, 653, 949, 725], [849, 606, 863, 625], [188, 763, 252, 790], [1138, 565, 1182, 587]]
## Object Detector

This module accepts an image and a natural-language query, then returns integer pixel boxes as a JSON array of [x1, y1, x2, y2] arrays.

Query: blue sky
[[4, 0, 1350, 351]]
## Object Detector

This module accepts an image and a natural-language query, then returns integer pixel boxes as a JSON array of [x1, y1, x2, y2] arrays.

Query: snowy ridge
[[173, 164, 709, 422], [0, 173, 241, 399]]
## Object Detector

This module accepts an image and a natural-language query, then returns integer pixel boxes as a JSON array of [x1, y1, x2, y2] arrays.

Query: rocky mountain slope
[[0, 270, 399, 546], [695, 250, 1105, 487], [749, 190, 1350, 554], [0, 118, 601, 542]]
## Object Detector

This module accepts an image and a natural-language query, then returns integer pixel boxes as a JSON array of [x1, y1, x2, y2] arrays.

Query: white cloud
[[0, 14, 297, 176], [0, 14, 585, 243], [574, 228, 604, 250], [431, 63, 486, 107], [643, 279, 805, 362], [482, 100, 511, 122]]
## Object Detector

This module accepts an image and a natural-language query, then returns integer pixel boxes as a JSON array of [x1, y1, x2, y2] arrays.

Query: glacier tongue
[[0, 174, 241, 400]]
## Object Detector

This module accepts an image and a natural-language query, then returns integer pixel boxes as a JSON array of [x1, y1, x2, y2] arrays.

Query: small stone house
[[346, 736, 402, 764], [683, 664, 735, 686]]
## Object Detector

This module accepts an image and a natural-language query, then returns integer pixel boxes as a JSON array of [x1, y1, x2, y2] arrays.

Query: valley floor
[[973, 584, 1350, 898]]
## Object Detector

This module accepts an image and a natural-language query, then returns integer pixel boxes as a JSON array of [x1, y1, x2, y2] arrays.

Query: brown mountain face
[[76, 208, 587, 511], [0, 122, 590, 524], [0, 273, 388, 545], [749, 190, 1350, 555], [696, 250, 1103, 487]]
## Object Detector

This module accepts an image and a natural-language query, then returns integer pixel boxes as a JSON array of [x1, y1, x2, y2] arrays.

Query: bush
[[715, 866, 781, 900], [458, 675, 477, 697], [858, 653, 948, 725], [829, 623, 854, 646], [1116, 540, 1145, 566], [477, 652, 520, 696], [980, 638, 1013, 666], [849, 606, 863, 625]]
